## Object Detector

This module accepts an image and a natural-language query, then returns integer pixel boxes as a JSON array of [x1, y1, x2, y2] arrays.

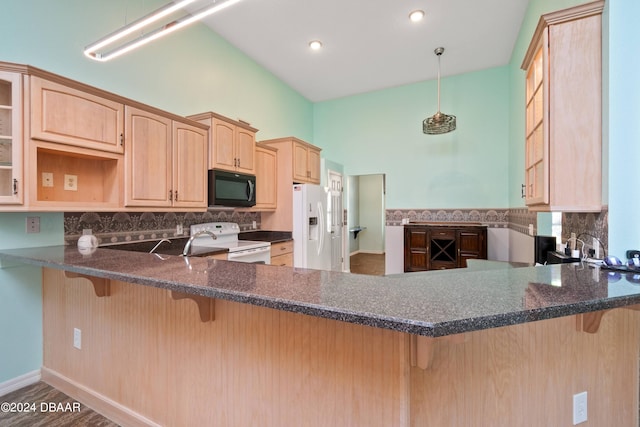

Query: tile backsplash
[[562, 208, 608, 255], [64, 210, 261, 246]]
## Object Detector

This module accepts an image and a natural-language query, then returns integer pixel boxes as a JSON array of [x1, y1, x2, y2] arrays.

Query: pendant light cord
[[436, 52, 442, 114]]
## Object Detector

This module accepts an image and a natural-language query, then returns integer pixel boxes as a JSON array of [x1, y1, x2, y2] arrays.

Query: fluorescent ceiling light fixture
[[309, 40, 323, 50], [85, 0, 242, 61], [409, 10, 425, 22]]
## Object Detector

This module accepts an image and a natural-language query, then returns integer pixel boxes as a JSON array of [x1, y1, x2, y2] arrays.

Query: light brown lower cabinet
[[270, 240, 293, 266]]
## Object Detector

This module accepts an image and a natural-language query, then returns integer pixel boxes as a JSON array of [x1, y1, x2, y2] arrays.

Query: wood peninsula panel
[[42, 268, 409, 427], [410, 309, 640, 426], [42, 268, 640, 426]]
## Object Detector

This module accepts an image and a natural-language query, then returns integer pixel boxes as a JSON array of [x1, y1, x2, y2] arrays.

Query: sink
[[100, 238, 226, 257]]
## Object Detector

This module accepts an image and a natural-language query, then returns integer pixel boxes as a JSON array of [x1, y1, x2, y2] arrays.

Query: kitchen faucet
[[182, 230, 217, 256], [149, 238, 171, 254]]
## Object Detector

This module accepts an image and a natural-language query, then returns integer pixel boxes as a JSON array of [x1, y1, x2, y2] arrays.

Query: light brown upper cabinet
[[259, 137, 322, 231], [124, 107, 207, 208], [187, 112, 257, 175], [172, 121, 207, 208], [521, 1, 603, 212], [0, 70, 23, 206], [293, 140, 321, 184], [261, 137, 321, 185], [30, 76, 124, 154], [254, 143, 277, 210]]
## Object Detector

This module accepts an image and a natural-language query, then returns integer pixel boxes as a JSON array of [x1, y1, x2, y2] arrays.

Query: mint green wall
[[607, 0, 640, 256], [1, 0, 314, 383], [314, 66, 510, 209], [0, 213, 63, 383], [1, 0, 313, 141]]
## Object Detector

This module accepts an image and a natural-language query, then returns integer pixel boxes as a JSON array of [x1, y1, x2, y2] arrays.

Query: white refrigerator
[[293, 183, 332, 270]]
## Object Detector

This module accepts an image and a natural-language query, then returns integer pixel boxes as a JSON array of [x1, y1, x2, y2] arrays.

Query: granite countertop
[[2, 245, 640, 337], [239, 230, 292, 243]]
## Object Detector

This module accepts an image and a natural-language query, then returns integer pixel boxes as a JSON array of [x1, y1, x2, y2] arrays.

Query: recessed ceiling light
[[409, 10, 425, 22], [309, 40, 323, 50]]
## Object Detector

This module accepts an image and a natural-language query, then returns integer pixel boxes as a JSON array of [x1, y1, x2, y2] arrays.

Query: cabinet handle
[[174, 191, 178, 201], [13, 179, 18, 195], [521, 184, 526, 198], [120, 133, 124, 146], [169, 190, 173, 201], [237, 158, 240, 168]]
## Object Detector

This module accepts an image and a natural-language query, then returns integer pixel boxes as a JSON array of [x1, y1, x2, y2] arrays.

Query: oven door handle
[[227, 245, 271, 259]]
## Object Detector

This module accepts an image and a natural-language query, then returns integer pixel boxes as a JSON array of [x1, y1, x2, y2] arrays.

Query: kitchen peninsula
[[1, 246, 639, 426]]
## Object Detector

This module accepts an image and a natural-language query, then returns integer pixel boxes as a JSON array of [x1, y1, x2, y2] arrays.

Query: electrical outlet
[[573, 391, 587, 424], [26, 216, 40, 233], [593, 237, 600, 259], [528, 224, 534, 236], [252, 220, 257, 229], [42, 172, 54, 187], [64, 174, 78, 191], [73, 328, 82, 350], [176, 223, 183, 235]]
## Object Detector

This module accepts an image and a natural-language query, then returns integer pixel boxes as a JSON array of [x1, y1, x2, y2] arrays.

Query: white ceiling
[[192, 0, 530, 102]]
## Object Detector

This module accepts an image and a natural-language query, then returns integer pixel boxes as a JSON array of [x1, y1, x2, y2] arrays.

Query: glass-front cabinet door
[[0, 71, 22, 205]]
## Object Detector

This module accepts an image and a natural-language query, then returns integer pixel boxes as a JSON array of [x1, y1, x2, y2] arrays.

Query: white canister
[[77, 234, 98, 249]]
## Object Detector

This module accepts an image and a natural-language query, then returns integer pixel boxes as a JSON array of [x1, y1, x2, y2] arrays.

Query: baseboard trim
[[0, 369, 41, 397], [41, 367, 161, 427]]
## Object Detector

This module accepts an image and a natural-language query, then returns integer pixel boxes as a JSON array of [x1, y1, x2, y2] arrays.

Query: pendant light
[[423, 47, 456, 135]]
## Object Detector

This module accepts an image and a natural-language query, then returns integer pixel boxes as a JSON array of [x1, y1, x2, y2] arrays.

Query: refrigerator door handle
[[317, 201, 324, 255]]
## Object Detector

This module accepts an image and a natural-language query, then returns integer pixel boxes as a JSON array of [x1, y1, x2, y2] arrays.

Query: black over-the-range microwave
[[208, 169, 256, 207]]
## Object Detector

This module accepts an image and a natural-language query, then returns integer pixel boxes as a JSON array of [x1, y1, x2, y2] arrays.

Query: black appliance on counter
[[534, 235, 580, 264], [208, 169, 256, 207]]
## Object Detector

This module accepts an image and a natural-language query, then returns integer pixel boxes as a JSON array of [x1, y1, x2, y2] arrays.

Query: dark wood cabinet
[[404, 223, 487, 272]]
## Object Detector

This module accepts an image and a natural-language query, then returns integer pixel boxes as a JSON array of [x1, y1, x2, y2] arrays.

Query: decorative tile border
[[508, 208, 538, 236], [384, 207, 608, 246], [385, 209, 509, 228], [64, 211, 261, 246]]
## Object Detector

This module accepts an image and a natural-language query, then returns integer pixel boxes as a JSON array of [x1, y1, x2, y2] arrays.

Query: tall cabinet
[[0, 70, 22, 205], [521, 1, 603, 212], [259, 137, 322, 231]]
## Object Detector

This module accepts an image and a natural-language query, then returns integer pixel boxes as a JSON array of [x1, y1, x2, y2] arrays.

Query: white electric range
[[190, 222, 271, 264]]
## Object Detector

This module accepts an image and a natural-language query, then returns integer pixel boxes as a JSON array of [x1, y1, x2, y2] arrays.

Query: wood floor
[[350, 253, 385, 276], [0, 381, 118, 427]]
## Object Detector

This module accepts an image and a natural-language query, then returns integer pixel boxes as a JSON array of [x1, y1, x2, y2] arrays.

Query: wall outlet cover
[[64, 174, 78, 191], [573, 391, 587, 424]]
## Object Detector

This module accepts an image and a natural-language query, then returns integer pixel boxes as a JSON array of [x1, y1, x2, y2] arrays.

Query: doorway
[[346, 174, 386, 275], [328, 170, 344, 272]]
